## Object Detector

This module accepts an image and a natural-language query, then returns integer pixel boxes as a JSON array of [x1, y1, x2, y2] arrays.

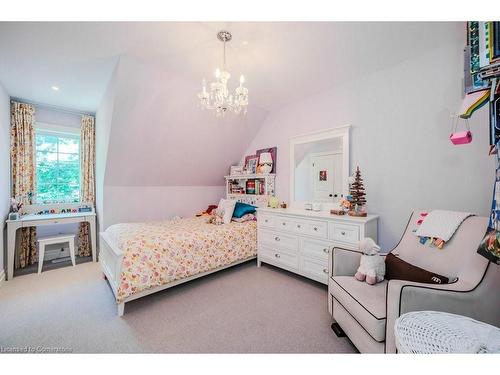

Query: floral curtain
[[78, 115, 95, 256], [10, 101, 37, 268]]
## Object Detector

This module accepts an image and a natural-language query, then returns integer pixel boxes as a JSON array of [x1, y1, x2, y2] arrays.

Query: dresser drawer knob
[[274, 236, 280, 242], [341, 231, 346, 235], [313, 227, 318, 231], [323, 248, 329, 253], [297, 224, 301, 229], [275, 253, 281, 258], [265, 219, 269, 223], [282, 222, 286, 226], [323, 268, 328, 274]]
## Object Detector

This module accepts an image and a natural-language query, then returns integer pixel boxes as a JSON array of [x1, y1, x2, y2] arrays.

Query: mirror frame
[[289, 125, 350, 210]]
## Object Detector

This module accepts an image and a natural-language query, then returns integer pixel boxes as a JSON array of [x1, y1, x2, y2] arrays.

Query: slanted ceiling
[[104, 56, 267, 186], [0, 22, 464, 188]]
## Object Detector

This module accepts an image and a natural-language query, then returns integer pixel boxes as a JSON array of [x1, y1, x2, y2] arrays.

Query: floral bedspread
[[105, 217, 257, 302]]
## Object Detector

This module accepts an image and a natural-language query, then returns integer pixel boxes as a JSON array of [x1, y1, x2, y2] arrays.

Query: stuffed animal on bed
[[196, 204, 218, 217], [354, 237, 385, 285], [208, 207, 225, 225]]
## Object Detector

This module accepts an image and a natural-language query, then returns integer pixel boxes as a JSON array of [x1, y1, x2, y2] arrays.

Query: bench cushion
[[37, 234, 75, 244]]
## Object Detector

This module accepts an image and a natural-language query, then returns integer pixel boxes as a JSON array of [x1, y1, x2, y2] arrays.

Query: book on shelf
[[230, 186, 245, 194], [228, 178, 268, 196], [246, 180, 256, 195]]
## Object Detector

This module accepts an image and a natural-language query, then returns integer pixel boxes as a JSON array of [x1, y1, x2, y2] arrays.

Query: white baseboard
[[0, 269, 5, 288]]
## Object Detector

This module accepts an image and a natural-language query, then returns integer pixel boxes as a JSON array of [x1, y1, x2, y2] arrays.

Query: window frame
[[34, 122, 81, 204]]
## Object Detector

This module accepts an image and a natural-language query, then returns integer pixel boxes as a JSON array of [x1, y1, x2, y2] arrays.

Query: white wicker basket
[[395, 311, 500, 354]]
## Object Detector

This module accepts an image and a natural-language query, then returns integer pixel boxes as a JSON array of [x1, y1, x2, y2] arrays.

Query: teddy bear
[[354, 237, 385, 285]]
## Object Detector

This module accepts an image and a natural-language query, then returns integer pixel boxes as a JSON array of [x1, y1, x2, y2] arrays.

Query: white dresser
[[257, 207, 378, 285]]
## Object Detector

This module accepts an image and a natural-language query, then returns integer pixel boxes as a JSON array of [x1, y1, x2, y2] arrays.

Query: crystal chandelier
[[198, 30, 249, 116]]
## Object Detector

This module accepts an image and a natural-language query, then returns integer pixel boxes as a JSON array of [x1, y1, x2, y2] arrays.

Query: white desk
[[6, 212, 97, 280]]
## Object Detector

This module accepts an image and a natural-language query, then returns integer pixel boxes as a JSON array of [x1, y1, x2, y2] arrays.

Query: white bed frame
[[99, 231, 256, 316]]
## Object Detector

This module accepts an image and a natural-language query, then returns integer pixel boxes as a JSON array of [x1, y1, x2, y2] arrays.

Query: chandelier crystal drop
[[198, 30, 249, 116]]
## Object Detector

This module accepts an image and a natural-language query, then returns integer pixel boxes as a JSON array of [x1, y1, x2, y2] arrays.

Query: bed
[[99, 216, 257, 315]]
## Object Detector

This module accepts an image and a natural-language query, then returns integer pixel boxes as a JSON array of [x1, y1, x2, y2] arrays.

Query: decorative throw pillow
[[217, 198, 236, 224], [233, 202, 257, 218], [385, 253, 450, 284]]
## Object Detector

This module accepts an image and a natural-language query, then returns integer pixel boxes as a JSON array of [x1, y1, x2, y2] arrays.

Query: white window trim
[[34, 123, 82, 204], [35, 121, 80, 136]]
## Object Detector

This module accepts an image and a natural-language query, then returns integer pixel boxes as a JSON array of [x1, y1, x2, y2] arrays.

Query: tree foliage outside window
[[35, 130, 80, 203]]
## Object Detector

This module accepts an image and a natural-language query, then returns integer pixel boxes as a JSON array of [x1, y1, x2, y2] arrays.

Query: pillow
[[232, 213, 256, 223], [385, 253, 450, 284], [217, 199, 236, 224], [233, 202, 257, 218]]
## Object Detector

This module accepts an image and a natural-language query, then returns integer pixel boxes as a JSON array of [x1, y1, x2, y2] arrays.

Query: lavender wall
[[0, 83, 10, 274], [96, 63, 118, 232], [102, 186, 224, 228], [243, 25, 494, 250]]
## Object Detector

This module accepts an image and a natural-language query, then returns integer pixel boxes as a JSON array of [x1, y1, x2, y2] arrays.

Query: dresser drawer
[[291, 220, 308, 234], [329, 223, 360, 243], [305, 220, 328, 238], [259, 214, 275, 229], [300, 237, 331, 261], [22, 217, 83, 227], [275, 217, 295, 232], [300, 256, 329, 284], [259, 230, 298, 252], [259, 246, 299, 270]]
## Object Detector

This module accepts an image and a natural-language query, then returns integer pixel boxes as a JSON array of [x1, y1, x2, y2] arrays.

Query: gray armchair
[[328, 210, 500, 353]]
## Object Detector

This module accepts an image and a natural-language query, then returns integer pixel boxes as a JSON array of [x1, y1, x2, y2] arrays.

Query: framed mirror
[[289, 126, 350, 210]]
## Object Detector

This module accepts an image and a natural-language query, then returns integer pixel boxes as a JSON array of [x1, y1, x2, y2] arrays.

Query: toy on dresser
[[355, 237, 386, 285]]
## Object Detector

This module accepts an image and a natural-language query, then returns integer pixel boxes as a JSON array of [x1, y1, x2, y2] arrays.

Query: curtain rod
[[10, 97, 95, 117]]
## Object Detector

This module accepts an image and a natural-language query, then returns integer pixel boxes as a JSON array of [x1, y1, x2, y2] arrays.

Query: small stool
[[37, 234, 76, 274]]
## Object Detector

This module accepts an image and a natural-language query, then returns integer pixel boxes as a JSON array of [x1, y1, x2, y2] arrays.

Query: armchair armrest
[[385, 278, 471, 353], [332, 247, 363, 277]]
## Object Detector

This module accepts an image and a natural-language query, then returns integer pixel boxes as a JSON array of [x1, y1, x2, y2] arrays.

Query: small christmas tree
[[349, 166, 367, 216]]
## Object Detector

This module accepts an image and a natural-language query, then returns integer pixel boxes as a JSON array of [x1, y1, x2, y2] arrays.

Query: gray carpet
[[13, 256, 92, 277], [0, 260, 357, 353]]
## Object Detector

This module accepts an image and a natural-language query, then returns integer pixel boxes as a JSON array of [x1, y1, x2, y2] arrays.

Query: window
[[35, 127, 80, 203]]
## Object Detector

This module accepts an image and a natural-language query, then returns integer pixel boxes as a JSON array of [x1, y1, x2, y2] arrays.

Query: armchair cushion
[[330, 276, 388, 342]]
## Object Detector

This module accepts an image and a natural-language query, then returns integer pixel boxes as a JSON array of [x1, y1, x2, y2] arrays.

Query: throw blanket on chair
[[415, 210, 475, 249]]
